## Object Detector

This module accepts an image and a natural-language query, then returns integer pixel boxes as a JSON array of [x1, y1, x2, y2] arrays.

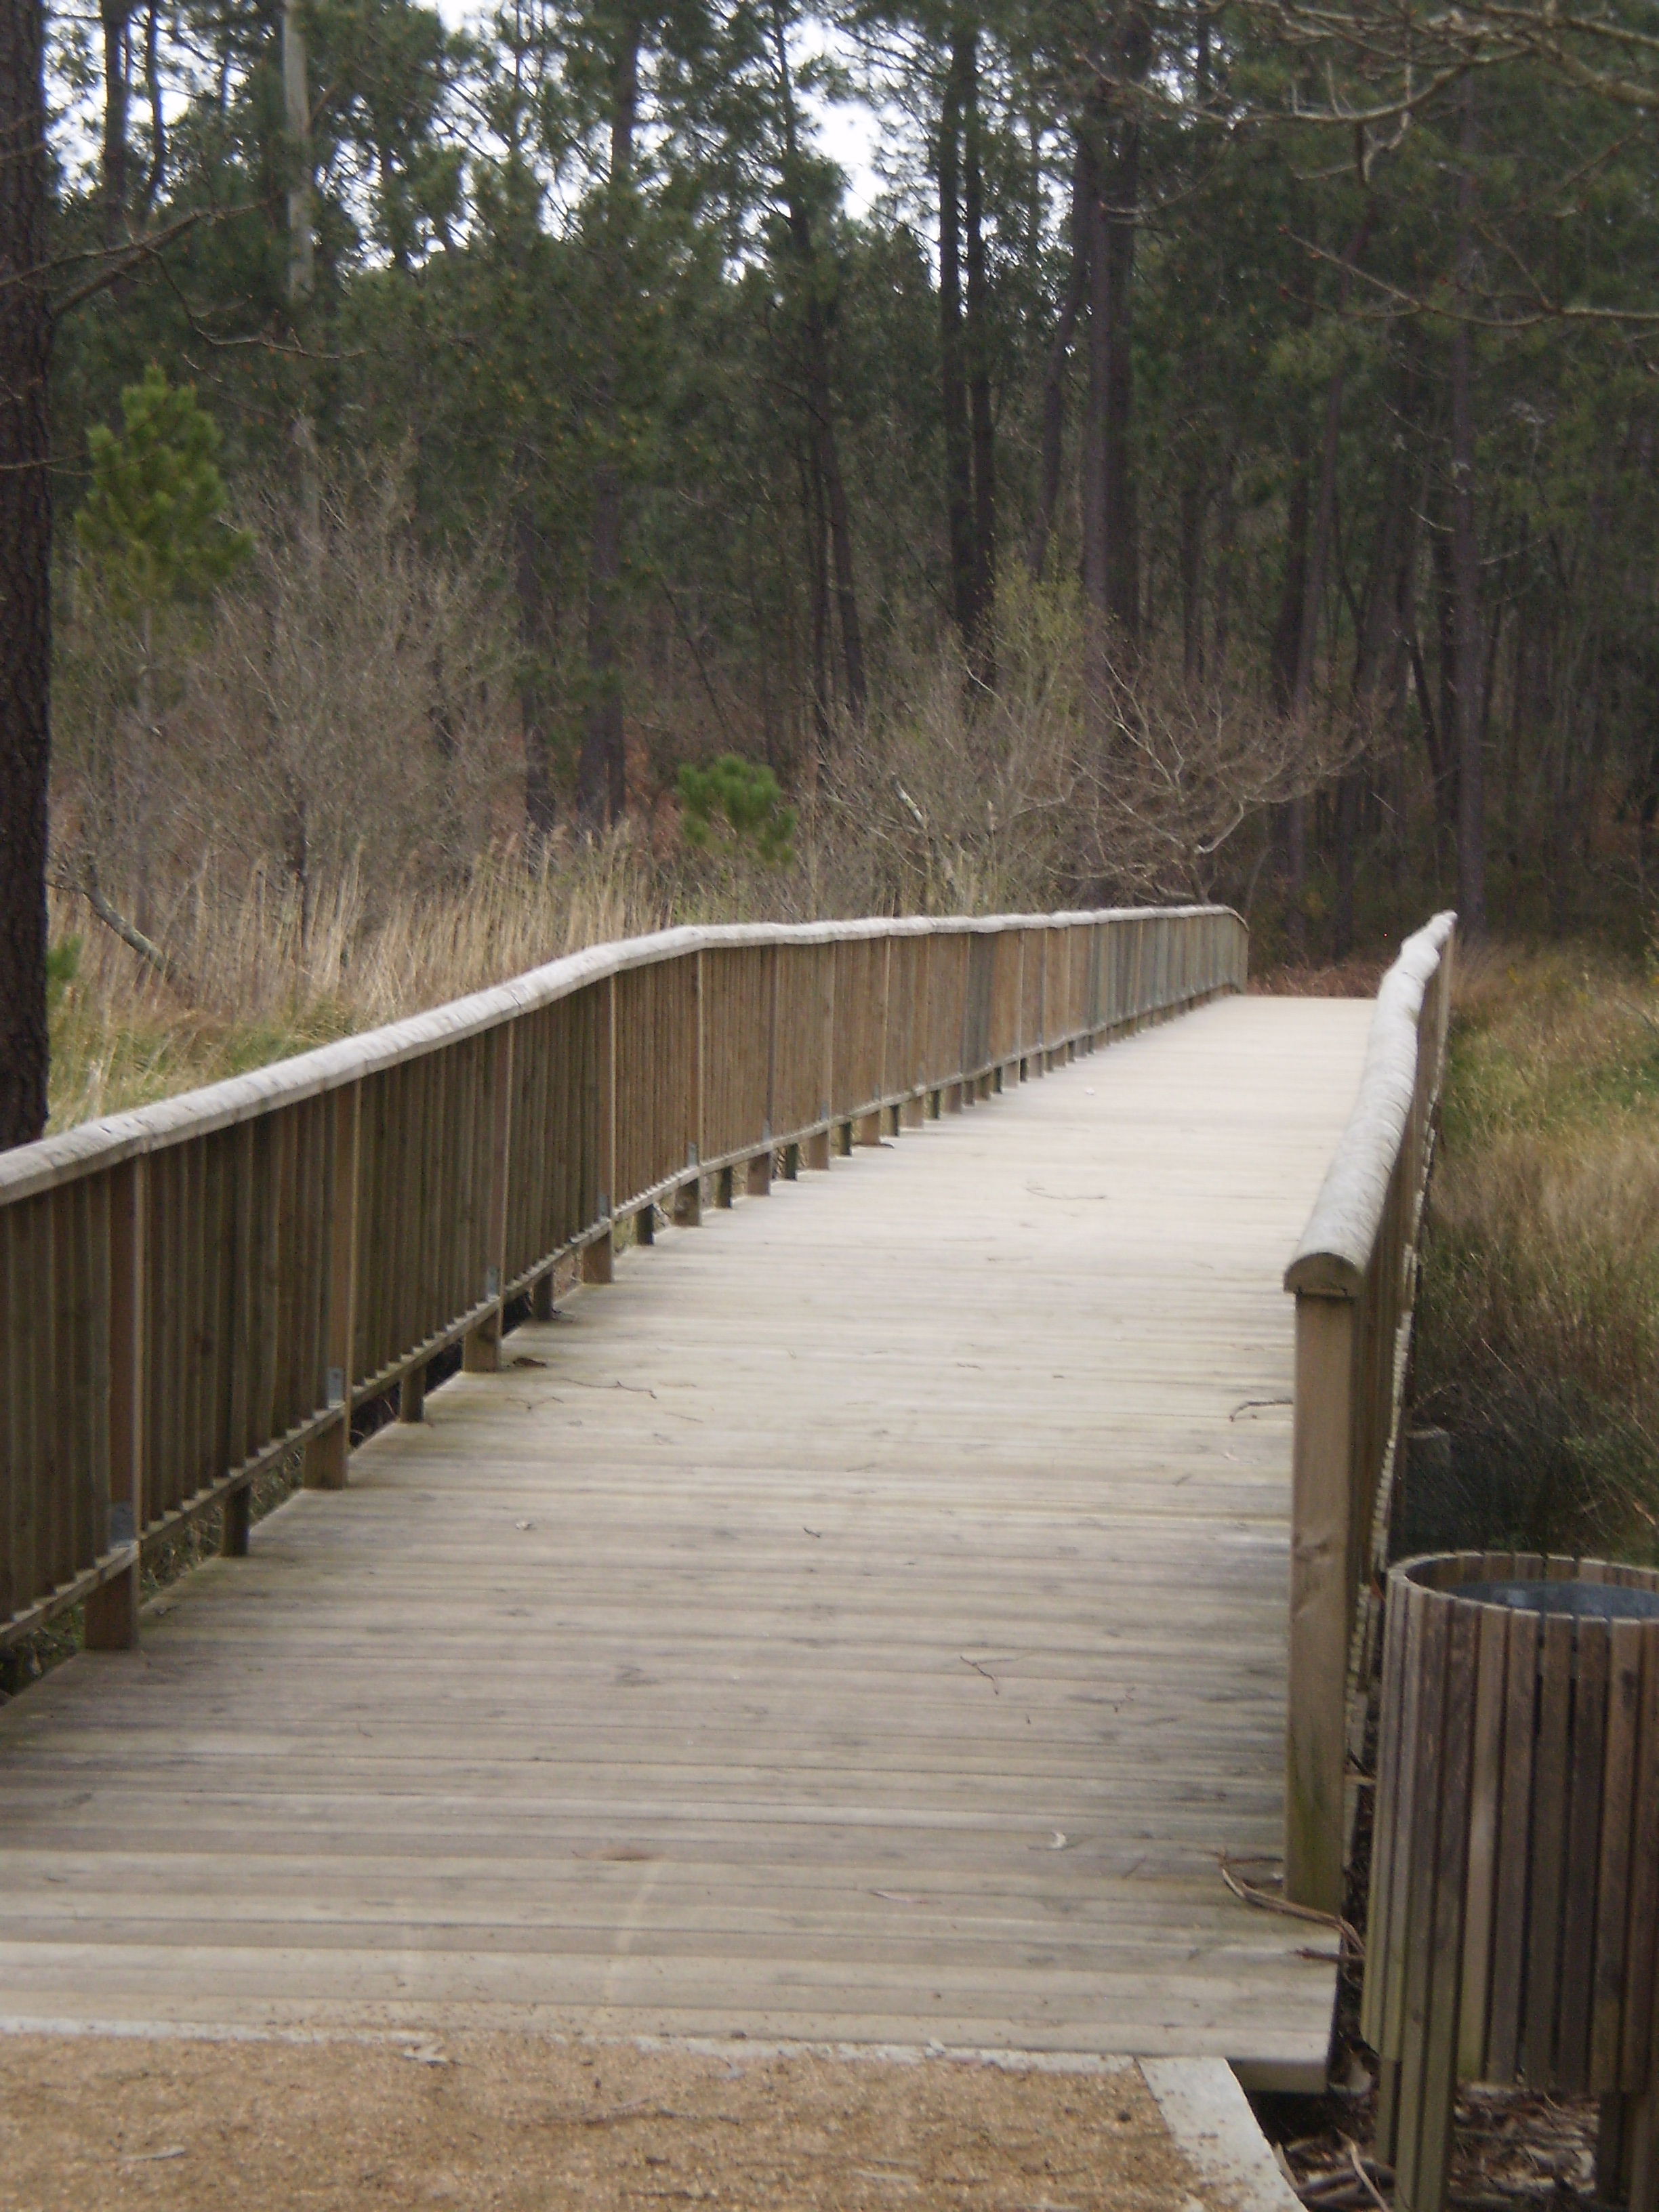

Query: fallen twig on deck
[[1218, 1856, 1364, 1961]]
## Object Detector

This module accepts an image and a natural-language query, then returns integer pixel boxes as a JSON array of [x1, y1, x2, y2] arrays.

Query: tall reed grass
[[45, 840, 667, 1130], [43, 801, 1069, 1130], [1411, 947, 1659, 1560]]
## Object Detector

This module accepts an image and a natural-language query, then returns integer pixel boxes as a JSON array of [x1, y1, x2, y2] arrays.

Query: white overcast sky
[[429, 0, 889, 215]]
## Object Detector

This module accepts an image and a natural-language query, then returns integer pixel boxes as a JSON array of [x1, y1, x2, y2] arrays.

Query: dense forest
[[4, 0, 1659, 1144]]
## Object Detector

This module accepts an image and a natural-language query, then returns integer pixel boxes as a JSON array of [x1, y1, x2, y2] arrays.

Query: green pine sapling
[[677, 755, 796, 867]]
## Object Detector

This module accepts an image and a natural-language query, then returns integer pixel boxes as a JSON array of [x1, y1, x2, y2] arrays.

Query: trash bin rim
[[1391, 1549, 1659, 1621]]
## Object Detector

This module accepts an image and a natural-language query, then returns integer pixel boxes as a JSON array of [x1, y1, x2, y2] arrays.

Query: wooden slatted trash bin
[[1366, 1553, 1659, 2212]]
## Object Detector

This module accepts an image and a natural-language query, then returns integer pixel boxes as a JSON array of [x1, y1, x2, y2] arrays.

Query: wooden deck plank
[[0, 995, 1371, 2067]]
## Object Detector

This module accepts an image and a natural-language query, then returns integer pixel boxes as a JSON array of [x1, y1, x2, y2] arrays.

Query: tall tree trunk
[[1212, 459, 1235, 672], [1102, 112, 1139, 640], [798, 434, 832, 759], [581, 455, 628, 828], [1338, 401, 1416, 958], [1352, 411, 1413, 701], [1270, 461, 1309, 715], [282, 0, 319, 546], [1282, 354, 1341, 957], [1427, 484, 1461, 854], [1292, 213, 1372, 717], [100, 0, 133, 252], [1080, 124, 1111, 715], [773, 3, 865, 721], [1281, 214, 1371, 958], [938, 34, 974, 645], [578, 13, 640, 832], [1027, 150, 1086, 582], [1294, 371, 1343, 710], [0, 0, 53, 1147], [962, 24, 995, 684], [1079, 40, 1142, 713], [1269, 457, 1310, 954], [1179, 474, 1205, 680], [819, 394, 867, 719], [1450, 74, 1486, 934], [516, 504, 557, 848], [139, 0, 166, 218]]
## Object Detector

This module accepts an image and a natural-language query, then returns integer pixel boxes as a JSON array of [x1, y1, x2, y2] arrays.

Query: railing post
[[464, 1026, 515, 1372], [750, 946, 776, 1191], [674, 950, 705, 1225], [219, 1120, 256, 1553], [1038, 934, 1053, 1056], [876, 935, 893, 1115], [694, 943, 708, 1169], [1286, 1286, 1359, 1913], [85, 1156, 146, 1651], [1014, 930, 1027, 1077], [305, 1079, 363, 1488], [803, 938, 834, 1170]]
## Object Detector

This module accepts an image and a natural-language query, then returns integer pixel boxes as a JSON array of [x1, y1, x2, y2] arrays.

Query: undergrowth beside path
[[1410, 945, 1659, 1563], [43, 846, 678, 1131]]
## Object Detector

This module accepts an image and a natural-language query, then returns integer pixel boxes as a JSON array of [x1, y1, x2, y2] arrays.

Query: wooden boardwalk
[[0, 993, 1373, 2080]]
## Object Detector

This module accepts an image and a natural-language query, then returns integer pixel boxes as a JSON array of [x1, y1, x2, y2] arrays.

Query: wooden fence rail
[[1, 906, 1246, 1654], [1283, 911, 1458, 1913]]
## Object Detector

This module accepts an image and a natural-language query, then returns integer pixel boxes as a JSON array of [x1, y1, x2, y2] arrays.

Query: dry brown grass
[[1411, 944, 1659, 1559], [42, 480, 1358, 1133], [44, 842, 669, 1129]]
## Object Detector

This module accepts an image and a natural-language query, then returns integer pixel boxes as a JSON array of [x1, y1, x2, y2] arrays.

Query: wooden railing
[[1283, 912, 1457, 1912], [1, 905, 1246, 1654]]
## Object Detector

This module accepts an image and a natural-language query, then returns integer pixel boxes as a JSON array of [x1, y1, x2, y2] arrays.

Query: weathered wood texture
[[1, 909, 1246, 1647], [0, 996, 1368, 2064], [1282, 914, 1456, 1912], [1367, 1557, 1659, 2212]]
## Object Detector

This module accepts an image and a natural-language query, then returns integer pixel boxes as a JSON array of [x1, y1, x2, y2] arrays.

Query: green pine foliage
[[36, 0, 1659, 946], [74, 367, 252, 615], [678, 755, 797, 865], [45, 939, 81, 1013]]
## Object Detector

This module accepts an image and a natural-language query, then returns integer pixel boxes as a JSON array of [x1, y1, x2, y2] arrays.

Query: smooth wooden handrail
[[1, 905, 1247, 1653], [1283, 912, 1457, 1913]]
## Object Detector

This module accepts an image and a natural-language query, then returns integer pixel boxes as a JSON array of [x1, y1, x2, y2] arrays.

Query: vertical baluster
[[583, 973, 617, 1284], [220, 1122, 255, 1553], [464, 1024, 516, 1372], [304, 1082, 362, 1490], [85, 1156, 146, 1650]]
